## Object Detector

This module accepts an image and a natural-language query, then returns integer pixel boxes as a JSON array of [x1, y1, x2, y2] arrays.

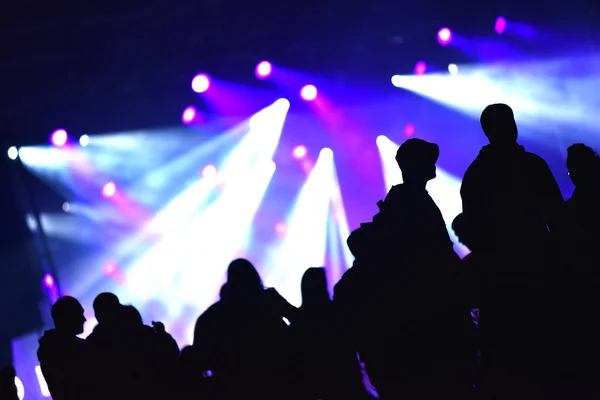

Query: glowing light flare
[[43, 274, 55, 288], [448, 63, 459, 75], [7, 146, 18, 160], [103, 261, 117, 276], [414, 61, 427, 75], [275, 221, 287, 235], [35, 365, 51, 397], [102, 181, 116, 198], [495, 16, 507, 34], [79, 135, 90, 147], [201, 164, 218, 179], [255, 61, 272, 79], [14, 376, 25, 400], [292, 145, 307, 159], [404, 124, 416, 137], [191, 74, 210, 93], [300, 85, 318, 101], [50, 129, 68, 147], [182, 106, 197, 124], [62, 202, 70, 212], [437, 27, 453, 46]]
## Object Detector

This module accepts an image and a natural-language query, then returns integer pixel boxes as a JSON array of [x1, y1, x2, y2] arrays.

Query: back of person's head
[[452, 213, 478, 251], [219, 283, 229, 301], [480, 103, 518, 145], [122, 305, 143, 327], [226, 259, 263, 298], [301, 267, 330, 307], [395, 138, 439, 183], [566, 143, 600, 187], [51, 296, 86, 335], [347, 223, 374, 259], [93, 292, 121, 325]]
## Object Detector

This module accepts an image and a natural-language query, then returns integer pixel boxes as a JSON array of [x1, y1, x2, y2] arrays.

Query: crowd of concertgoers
[[2, 103, 600, 400]]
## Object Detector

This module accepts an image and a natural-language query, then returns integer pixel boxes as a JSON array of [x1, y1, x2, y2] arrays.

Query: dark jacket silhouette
[[0, 367, 19, 400]]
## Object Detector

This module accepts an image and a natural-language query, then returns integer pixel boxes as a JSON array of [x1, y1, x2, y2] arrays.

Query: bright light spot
[[376, 135, 387, 147], [62, 202, 70, 212], [275, 221, 287, 235], [15, 376, 25, 400], [404, 123, 416, 137], [391, 75, 403, 87], [495, 16, 507, 35], [201, 164, 218, 179], [182, 106, 197, 124], [437, 27, 453, 46], [35, 365, 51, 397], [273, 98, 291, 110], [292, 145, 307, 159], [43, 274, 55, 288], [102, 181, 116, 198], [414, 61, 427, 75], [50, 129, 68, 147], [191, 73, 210, 93], [300, 84, 318, 101], [448, 63, 459, 75], [319, 147, 333, 159], [79, 135, 89, 147], [255, 61, 272, 79], [103, 261, 117, 276], [7, 146, 18, 160]]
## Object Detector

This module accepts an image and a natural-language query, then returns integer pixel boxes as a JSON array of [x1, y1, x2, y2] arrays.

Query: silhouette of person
[[37, 296, 88, 400], [0, 366, 19, 400]]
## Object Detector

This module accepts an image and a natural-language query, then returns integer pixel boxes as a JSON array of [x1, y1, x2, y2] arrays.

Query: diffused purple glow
[[495, 17, 507, 34], [437, 27, 452, 46], [191, 74, 210, 93], [50, 129, 68, 147], [102, 181, 116, 198], [292, 145, 307, 159], [414, 61, 427, 75], [182, 106, 197, 124], [43, 274, 55, 288], [300, 85, 317, 101], [255, 61, 272, 79]]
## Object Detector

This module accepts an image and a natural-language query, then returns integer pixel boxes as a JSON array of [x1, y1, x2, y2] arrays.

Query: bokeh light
[[437, 27, 453, 46], [275, 221, 287, 235], [191, 73, 211, 93], [103, 261, 117, 276], [255, 61, 272, 79], [7, 146, 18, 160], [495, 16, 507, 34], [300, 84, 318, 101], [414, 61, 427, 75], [182, 106, 197, 124], [448, 63, 459, 75], [79, 134, 89, 147], [50, 129, 68, 147], [62, 202, 70, 212], [102, 181, 116, 198], [43, 274, 55, 288], [404, 124, 416, 137], [201, 164, 218, 179], [292, 145, 307, 159]]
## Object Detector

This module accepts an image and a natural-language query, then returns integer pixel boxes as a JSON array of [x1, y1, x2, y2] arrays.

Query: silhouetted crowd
[[2, 103, 600, 400]]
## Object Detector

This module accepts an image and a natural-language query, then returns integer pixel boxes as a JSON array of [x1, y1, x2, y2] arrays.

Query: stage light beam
[[191, 74, 210, 93], [7, 146, 18, 160], [437, 27, 453, 46], [300, 85, 318, 101], [292, 145, 307, 159], [102, 181, 116, 198], [50, 129, 68, 147], [414, 61, 427, 76], [448, 64, 459, 75], [255, 61, 273, 79], [79, 135, 90, 147], [495, 16, 507, 34], [182, 106, 197, 124]]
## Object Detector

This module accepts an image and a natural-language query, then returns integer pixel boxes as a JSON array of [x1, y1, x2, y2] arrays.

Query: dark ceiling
[[1, 0, 598, 146]]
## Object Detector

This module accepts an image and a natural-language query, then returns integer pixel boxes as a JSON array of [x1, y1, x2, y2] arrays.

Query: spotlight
[[319, 147, 333, 159], [300, 85, 318, 101], [255, 61, 272, 79], [414, 61, 427, 75], [7, 146, 18, 160], [43, 274, 55, 288], [274, 221, 287, 235], [437, 27, 453, 46], [292, 145, 307, 159], [201, 164, 218, 179], [50, 129, 68, 147], [102, 181, 116, 198], [103, 261, 117, 276], [182, 106, 197, 124], [495, 16, 507, 35], [404, 124, 416, 137], [62, 202, 70, 212], [79, 134, 90, 147], [191, 73, 210, 93], [448, 63, 459, 75]]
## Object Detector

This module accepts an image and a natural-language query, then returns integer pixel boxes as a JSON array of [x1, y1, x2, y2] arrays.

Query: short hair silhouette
[[566, 143, 600, 187], [452, 213, 477, 250], [226, 258, 263, 293], [51, 296, 86, 334], [93, 292, 121, 324], [480, 103, 518, 145], [301, 267, 329, 306], [123, 305, 143, 326], [347, 223, 375, 258], [395, 138, 439, 182]]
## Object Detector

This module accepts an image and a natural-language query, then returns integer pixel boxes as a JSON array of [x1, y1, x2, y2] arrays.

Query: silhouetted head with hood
[[567, 143, 600, 189], [301, 267, 330, 308], [396, 138, 439, 186], [51, 296, 86, 335], [226, 259, 263, 302], [93, 292, 122, 326], [480, 103, 518, 147]]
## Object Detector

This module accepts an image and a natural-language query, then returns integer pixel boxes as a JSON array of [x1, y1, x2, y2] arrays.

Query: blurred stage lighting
[[275, 221, 287, 235], [14, 376, 24, 400], [102, 181, 116, 198], [255, 61, 272, 79], [495, 16, 507, 34], [103, 261, 117, 276], [201, 164, 218, 179], [62, 202, 70, 212], [404, 123, 416, 137], [7, 146, 18, 160], [292, 145, 307, 159], [437, 27, 453, 46], [300, 85, 318, 101], [448, 63, 459, 75], [182, 106, 197, 124], [79, 135, 90, 147], [50, 129, 68, 148], [191, 73, 211, 93], [414, 61, 427, 75], [43, 274, 55, 288]]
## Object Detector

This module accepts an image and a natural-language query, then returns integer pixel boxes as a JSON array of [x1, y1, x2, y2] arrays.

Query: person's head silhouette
[[396, 138, 439, 186], [301, 267, 330, 307], [480, 103, 518, 146], [226, 258, 263, 299], [452, 213, 478, 251], [93, 292, 121, 325], [567, 143, 600, 188], [51, 296, 86, 335]]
